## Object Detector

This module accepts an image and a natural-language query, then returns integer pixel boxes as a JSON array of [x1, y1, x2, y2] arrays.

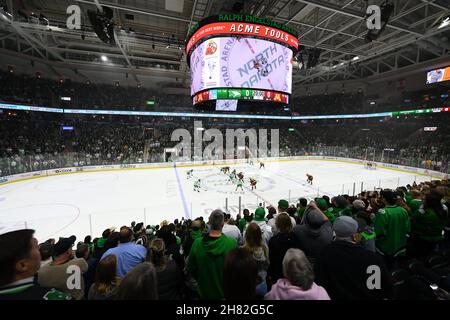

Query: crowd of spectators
[[1, 179, 449, 300], [1, 70, 448, 115], [1, 111, 449, 176]]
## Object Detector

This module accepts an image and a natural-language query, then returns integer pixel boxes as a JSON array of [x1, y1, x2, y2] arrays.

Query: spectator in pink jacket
[[265, 248, 330, 300]]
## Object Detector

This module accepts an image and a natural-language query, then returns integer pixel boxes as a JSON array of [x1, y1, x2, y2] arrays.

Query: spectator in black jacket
[[268, 213, 301, 284], [76, 243, 99, 299], [157, 226, 185, 271], [293, 205, 333, 263], [314, 216, 392, 300], [147, 238, 184, 300]]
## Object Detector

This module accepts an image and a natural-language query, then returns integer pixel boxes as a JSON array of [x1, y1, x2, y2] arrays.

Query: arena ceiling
[[0, 0, 449, 94]]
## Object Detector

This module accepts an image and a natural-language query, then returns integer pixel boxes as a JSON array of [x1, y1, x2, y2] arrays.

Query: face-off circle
[[200, 172, 276, 194]]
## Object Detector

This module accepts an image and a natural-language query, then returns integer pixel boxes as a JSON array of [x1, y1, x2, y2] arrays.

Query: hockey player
[[237, 172, 244, 182], [186, 169, 194, 179], [236, 179, 244, 191], [250, 178, 257, 190], [259, 162, 265, 169], [231, 169, 237, 178], [221, 166, 230, 174], [193, 179, 201, 192], [306, 174, 313, 185]]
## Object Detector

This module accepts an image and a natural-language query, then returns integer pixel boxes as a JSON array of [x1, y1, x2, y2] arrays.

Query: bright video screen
[[426, 66, 450, 84], [190, 37, 293, 96]]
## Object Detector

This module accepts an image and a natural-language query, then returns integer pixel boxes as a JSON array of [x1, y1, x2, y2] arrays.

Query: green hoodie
[[325, 206, 351, 221], [411, 205, 447, 242], [187, 234, 237, 299], [296, 207, 306, 219], [238, 218, 247, 233], [407, 198, 423, 213], [323, 208, 337, 223], [374, 205, 410, 256], [96, 237, 108, 249]]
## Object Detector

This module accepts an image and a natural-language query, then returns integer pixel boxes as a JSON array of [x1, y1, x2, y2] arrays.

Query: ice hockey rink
[[0, 159, 435, 242]]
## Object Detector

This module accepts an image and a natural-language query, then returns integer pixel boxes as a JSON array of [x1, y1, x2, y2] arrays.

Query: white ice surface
[[0, 160, 430, 242]]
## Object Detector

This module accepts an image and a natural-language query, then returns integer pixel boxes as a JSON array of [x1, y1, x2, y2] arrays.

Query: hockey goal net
[[363, 161, 377, 170]]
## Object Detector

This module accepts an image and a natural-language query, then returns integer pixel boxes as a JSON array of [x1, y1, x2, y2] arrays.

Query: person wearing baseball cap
[[268, 200, 296, 236], [0, 229, 71, 300], [314, 216, 392, 300], [38, 235, 88, 300], [245, 207, 273, 244]]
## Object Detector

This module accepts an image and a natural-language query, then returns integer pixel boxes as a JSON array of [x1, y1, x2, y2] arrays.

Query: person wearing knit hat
[[245, 207, 273, 244], [254, 207, 266, 221], [333, 216, 359, 240], [314, 197, 337, 223], [314, 216, 392, 300], [315, 198, 328, 211], [278, 199, 289, 211], [268, 200, 296, 236]]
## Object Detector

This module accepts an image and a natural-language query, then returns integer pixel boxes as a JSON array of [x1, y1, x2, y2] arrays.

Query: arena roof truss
[[0, 0, 448, 91]]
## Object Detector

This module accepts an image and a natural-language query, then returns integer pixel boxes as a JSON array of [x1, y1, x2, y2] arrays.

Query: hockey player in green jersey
[[236, 180, 244, 191], [194, 179, 201, 192]]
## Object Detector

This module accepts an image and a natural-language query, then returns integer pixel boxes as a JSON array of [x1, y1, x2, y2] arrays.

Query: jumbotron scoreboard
[[186, 15, 299, 110]]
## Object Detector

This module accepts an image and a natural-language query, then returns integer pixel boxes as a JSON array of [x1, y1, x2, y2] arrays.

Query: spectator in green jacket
[[182, 219, 204, 258], [325, 196, 351, 219], [410, 191, 448, 258], [407, 189, 423, 213], [187, 209, 237, 300], [238, 209, 252, 234], [374, 190, 410, 268]]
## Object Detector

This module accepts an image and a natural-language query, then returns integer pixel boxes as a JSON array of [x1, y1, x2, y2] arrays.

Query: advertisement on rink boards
[[0, 170, 46, 184], [47, 167, 83, 175], [1, 156, 448, 185]]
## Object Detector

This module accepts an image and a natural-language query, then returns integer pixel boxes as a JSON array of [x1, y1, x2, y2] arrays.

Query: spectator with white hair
[[265, 248, 330, 300]]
